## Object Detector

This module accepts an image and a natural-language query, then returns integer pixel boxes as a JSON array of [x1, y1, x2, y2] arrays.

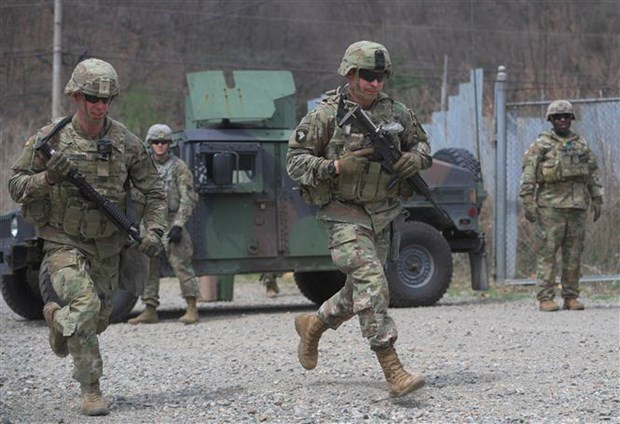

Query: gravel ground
[[1, 277, 618, 424]]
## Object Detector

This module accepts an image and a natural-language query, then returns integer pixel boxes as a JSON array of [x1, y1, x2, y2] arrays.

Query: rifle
[[337, 104, 454, 229], [35, 116, 142, 242]]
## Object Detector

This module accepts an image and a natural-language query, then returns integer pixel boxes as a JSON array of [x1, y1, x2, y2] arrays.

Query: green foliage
[[387, 57, 422, 91], [112, 86, 171, 137], [389, 72, 422, 92]]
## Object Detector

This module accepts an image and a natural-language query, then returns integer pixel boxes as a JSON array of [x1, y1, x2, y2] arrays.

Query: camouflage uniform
[[287, 87, 430, 350], [142, 153, 200, 306], [8, 59, 166, 415], [8, 119, 166, 385], [519, 120, 603, 303], [288, 40, 427, 398]]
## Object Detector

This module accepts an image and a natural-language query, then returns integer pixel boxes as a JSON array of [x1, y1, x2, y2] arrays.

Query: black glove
[[46, 152, 72, 184], [167, 225, 183, 244], [393, 152, 423, 179], [138, 229, 163, 258]]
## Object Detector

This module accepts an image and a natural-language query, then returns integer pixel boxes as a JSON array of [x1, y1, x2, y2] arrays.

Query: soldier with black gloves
[[129, 124, 201, 325]]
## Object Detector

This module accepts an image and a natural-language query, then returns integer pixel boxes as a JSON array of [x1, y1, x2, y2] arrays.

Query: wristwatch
[[326, 160, 337, 177]]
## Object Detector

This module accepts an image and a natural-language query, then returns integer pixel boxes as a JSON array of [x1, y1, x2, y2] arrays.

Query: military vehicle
[[0, 69, 488, 322]]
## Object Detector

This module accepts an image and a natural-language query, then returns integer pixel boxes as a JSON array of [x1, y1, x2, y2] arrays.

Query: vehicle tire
[[433, 148, 482, 182], [38, 261, 138, 324], [1, 268, 44, 320], [386, 221, 453, 307], [294, 270, 346, 305]]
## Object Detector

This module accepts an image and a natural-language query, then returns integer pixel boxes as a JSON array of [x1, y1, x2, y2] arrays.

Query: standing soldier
[[8, 58, 166, 416], [519, 100, 604, 312], [286, 40, 429, 397], [129, 124, 201, 325]]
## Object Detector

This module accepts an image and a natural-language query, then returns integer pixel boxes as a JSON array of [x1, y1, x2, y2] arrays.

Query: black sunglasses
[[358, 69, 387, 83], [551, 113, 572, 121], [83, 94, 113, 104], [150, 140, 171, 145]]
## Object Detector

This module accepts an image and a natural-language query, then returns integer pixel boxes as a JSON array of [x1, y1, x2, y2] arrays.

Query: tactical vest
[[302, 93, 405, 205], [45, 121, 129, 239], [536, 132, 591, 184], [155, 155, 180, 213]]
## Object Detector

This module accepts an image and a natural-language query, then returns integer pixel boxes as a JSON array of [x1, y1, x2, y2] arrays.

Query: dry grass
[[1, 119, 41, 213]]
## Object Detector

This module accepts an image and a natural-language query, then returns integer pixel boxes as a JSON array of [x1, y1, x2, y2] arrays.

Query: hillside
[[1, 0, 619, 211]]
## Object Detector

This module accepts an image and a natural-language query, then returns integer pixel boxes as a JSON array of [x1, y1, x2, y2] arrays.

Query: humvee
[[0, 70, 488, 322]]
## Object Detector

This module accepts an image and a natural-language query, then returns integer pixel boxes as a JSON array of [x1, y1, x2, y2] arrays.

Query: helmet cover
[[337, 40, 392, 77], [64, 58, 120, 97]]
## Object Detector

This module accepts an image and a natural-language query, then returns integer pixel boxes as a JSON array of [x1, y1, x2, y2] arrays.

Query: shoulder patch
[[295, 128, 308, 143]]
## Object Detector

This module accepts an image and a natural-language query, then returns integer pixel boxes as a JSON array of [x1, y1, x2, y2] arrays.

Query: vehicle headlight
[[10, 215, 19, 238]]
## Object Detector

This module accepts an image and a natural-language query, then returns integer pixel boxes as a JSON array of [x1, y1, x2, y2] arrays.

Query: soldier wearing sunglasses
[[519, 100, 604, 312], [287, 41, 430, 398], [8, 58, 166, 416], [129, 124, 201, 326]]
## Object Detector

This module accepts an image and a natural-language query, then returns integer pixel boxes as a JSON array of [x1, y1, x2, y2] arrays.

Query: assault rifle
[[337, 104, 454, 229], [35, 115, 142, 242]]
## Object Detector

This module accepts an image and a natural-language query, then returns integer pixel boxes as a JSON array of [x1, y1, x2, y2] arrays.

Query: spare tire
[[433, 148, 482, 183]]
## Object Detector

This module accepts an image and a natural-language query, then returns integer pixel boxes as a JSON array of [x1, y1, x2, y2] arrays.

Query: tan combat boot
[[80, 381, 109, 416], [294, 313, 329, 370], [179, 297, 199, 324], [265, 279, 280, 298], [563, 298, 585, 310], [375, 346, 425, 398], [43, 302, 68, 358], [128, 304, 158, 325], [539, 299, 560, 312]]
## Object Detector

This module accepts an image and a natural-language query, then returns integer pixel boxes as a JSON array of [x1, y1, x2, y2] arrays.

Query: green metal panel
[[186, 70, 296, 129], [287, 216, 330, 256]]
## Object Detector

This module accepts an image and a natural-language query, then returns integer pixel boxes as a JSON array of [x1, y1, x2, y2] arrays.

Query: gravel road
[[1, 277, 618, 424]]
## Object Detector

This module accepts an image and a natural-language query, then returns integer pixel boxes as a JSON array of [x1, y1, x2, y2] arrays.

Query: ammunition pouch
[[334, 161, 398, 203], [538, 155, 589, 184], [539, 162, 560, 183], [300, 181, 332, 206], [21, 198, 51, 227], [537, 136, 590, 183], [558, 150, 589, 179], [59, 198, 118, 239]]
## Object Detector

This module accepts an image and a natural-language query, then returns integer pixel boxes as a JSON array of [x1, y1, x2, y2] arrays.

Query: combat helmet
[[64, 58, 120, 97], [338, 41, 392, 77], [146, 124, 173, 143], [546, 100, 575, 121]]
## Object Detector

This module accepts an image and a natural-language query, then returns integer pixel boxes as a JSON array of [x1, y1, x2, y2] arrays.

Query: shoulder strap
[[39, 115, 73, 145]]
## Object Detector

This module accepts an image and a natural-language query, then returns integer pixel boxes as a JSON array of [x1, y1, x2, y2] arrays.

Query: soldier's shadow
[[307, 378, 429, 409], [109, 384, 245, 412]]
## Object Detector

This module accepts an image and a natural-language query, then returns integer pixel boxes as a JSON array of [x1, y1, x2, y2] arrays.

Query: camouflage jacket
[[152, 153, 197, 228], [8, 116, 167, 258], [286, 86, 431, 233], [519, 129, 603, 210]]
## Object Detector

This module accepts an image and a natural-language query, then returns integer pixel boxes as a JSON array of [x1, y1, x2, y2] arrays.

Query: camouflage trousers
[[318, 222, 397, 351], [141, 225, 199, 307], [44, 240, 118, 386], [533, 207, 587, 301]]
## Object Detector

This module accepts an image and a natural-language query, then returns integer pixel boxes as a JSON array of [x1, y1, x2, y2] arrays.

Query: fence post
[[494, 66, 508, 283]]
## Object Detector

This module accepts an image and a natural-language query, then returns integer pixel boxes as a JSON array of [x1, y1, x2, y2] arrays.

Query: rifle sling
[[39, 115, 74, 147]]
